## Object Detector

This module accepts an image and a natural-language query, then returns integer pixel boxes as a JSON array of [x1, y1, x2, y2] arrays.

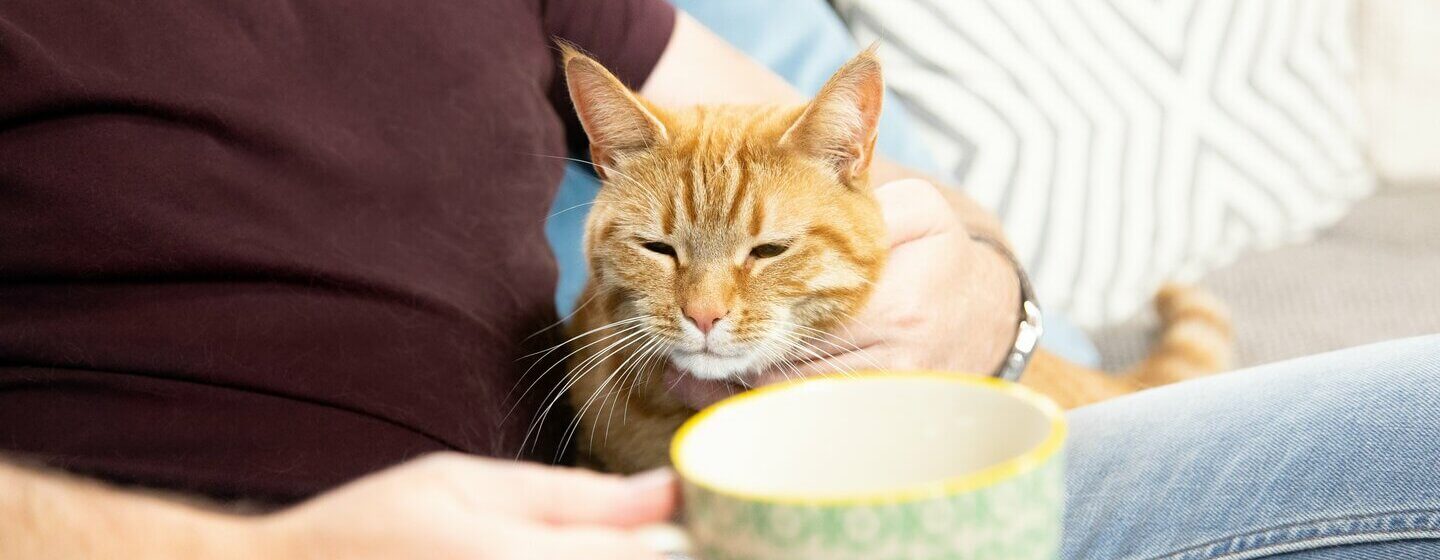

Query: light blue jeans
[[1065, 334, 1440, 559]]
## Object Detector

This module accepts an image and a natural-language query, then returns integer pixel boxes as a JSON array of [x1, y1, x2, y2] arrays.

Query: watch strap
[[969, 235, 1043, 382]]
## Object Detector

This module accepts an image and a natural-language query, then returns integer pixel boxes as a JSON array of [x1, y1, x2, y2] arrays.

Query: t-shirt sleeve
[[543, 0, 676, 154]]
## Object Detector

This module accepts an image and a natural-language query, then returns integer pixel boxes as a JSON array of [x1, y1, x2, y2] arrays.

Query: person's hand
[[667, 179, 1021, 409], [253, 452, 676, 560]]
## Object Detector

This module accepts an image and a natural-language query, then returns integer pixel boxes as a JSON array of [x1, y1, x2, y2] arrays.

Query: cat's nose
[[684, 305, 729, 335]]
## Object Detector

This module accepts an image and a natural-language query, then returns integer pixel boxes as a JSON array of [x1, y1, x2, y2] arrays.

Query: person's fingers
[[872, 178, 960, 248], [502, 463, 677, 527], [416, 454, 678, 527], [511, 525, 666, 560]]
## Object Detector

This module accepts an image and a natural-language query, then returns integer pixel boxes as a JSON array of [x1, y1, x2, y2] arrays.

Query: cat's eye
[[750, 243, 788, 259], [642, 241, 677, 257]]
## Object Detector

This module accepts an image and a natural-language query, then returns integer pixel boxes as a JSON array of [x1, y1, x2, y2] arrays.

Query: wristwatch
[[969, 235, 1043, 382]]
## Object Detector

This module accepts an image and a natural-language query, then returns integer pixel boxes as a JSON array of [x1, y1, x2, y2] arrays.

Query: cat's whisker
[[622, 339, 670, 425], [752, 319, 881, 374], [520, 324, 653, 456], [619, 339, 668, 432], [514, 316, 647, 384], [770, 330, 860, 379], [543, 326, 651, 420], [545, 200, 598, 221], [514, 152, 647, 189], [786, 327, 884, 374], [546, 329, 656, 460], [503, 320, 648, 425], [519, 291, 602, 345], [834, 310, 884, 341], [665, 365, 693, 392], [552, 325, 659, 444], [753, 339, 799, 384], [782, 322, 860, 350], [781, 319, 884, 372], [597, 335, 664, 445], [604, 342, 652, 432], [752, 328, 817, 383], [515, 315, 646, 361]]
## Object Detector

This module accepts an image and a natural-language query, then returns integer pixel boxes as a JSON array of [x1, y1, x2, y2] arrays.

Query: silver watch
[[969, 235, 1043, 382]]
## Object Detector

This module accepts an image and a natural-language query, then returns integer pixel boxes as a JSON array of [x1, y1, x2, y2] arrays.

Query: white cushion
[[1356, 0, 1440, 186], [835, 0, 1374, 326]]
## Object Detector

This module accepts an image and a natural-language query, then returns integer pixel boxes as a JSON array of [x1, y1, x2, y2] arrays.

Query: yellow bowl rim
[[668, 370, 1067, 507]]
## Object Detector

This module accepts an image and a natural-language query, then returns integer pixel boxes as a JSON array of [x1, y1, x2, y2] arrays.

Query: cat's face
[[564, 47, 887, 381]]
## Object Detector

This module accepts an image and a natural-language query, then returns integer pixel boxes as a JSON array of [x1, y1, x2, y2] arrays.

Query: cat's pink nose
[[684, 305, 728, 335]]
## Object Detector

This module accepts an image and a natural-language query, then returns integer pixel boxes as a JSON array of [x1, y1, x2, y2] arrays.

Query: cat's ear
[[781, 46, 884, 187], [561, 44, 668, 180]]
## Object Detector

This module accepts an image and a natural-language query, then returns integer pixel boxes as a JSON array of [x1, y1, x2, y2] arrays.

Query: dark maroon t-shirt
[[0, 0, 674, 502]]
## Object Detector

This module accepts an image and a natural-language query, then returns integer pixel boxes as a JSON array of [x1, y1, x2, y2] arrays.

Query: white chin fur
[[669, 350, 758, 380]]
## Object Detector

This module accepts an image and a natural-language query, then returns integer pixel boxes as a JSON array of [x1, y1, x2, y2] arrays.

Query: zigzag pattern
[[837, 0, 1373, 326]]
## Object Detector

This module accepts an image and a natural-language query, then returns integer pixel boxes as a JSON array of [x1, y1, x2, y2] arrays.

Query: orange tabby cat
[[552, 46, 1232, 473]]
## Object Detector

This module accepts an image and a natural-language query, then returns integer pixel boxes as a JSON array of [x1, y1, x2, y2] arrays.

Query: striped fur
[[558, 47, 886, 472], [1021, 283, 1233, 409]]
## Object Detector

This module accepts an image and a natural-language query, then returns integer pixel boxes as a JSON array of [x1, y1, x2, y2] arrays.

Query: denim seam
[[1207, 530, 1440, 560], [1146, 510, 1440, 560]]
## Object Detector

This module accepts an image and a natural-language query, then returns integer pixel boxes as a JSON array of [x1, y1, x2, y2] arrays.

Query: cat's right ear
[[780, 46, 884, 188], [561, 44, 668, 180]]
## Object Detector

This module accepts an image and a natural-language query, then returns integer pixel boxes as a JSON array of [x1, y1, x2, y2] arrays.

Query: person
[[1, 2, 1435, 559]]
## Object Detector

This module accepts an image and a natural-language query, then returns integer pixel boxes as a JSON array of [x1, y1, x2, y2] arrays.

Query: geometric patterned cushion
[[835, 0, 1375, 326]]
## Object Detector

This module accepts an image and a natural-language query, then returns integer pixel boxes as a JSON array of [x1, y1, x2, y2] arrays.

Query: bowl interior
[[672, 374, 1060, 499]]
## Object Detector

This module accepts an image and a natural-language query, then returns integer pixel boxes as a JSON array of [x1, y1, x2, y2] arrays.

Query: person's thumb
[[873, 178, 961, 248], [504, 463, 677, 527], [433, 455, 678, 527], [523, 525, 667, 560]]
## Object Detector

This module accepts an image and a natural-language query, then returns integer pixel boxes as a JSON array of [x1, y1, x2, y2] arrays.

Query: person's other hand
[[667, 179, 1021, 409], [254, 452, 675, 560]]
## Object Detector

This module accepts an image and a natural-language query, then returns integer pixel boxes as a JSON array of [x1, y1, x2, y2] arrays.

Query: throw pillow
[[835, 0, 1375, 326]]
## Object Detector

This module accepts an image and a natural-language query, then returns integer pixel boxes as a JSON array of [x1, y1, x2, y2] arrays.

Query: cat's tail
[[1124, 283, 1235, 387]]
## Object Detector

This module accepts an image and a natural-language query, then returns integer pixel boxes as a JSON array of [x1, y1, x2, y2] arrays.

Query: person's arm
[[642, 13, 1020, 377], [0, 454, 674, 560], [0, 461, 252, 559]]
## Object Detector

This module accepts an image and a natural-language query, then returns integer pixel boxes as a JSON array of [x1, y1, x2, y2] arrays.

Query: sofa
[[1096, 0, 1440, 369]]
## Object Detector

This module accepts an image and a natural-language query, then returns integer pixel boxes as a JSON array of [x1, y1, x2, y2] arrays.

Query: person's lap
[[1065, 334, 1440, 559]]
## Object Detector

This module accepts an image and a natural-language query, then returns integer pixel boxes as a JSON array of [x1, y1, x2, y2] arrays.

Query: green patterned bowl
[[669, 372, 1066, 560]]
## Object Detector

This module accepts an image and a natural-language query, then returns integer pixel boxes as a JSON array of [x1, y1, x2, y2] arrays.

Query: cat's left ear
[[781, 45, 884, 187], [561, 44, 668, 181]]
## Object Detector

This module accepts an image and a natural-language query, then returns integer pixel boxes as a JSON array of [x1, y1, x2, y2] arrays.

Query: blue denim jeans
[[1065, 335, 1440, 558]]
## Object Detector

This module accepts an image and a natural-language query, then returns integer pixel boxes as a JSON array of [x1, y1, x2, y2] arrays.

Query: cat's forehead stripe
[[660, 189, 675, 235], [748, 195, 765, 238], [690, 138, 708, 224], [724, 157, 749, 225], [808, 223, 865, 266]]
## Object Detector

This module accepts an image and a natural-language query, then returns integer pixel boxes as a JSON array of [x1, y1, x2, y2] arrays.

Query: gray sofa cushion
[[1093, 186, 1440, 369]]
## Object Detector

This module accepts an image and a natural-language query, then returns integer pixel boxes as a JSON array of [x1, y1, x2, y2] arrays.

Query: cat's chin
[[668, 349, 756, 381]]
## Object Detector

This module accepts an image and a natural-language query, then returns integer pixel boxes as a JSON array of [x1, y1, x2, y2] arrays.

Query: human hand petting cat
[[667, 178, 1022, 409], [250, 453, 675, 559]]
